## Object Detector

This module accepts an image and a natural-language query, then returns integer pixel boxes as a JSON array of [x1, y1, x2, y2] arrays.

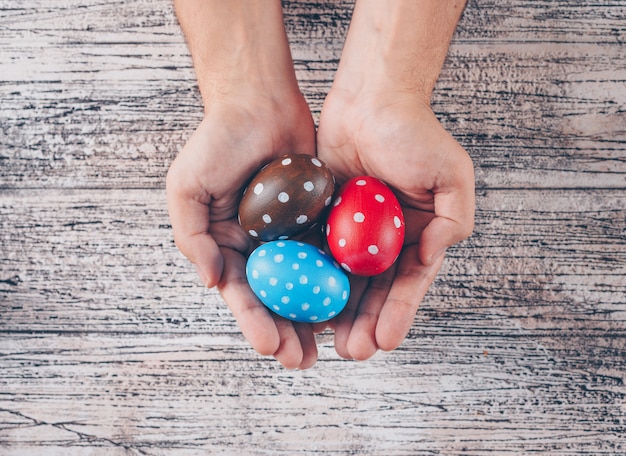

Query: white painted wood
[[1, 0, 625, 454], [1, 189, 624, 335]]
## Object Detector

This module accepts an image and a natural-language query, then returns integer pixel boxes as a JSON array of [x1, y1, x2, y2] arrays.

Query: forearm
[[174, 0, 299, 107], [334, 0, 466, 103]]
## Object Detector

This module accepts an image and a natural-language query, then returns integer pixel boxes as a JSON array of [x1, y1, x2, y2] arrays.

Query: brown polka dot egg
[[238, 154, 335, 242]]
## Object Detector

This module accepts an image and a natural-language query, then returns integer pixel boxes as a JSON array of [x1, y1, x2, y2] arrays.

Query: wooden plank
[[1, 1, 625, 454], [436, 41, 626, 189], [0, 333, 624, 454], [1, 1, 624, 189], [1, 188, 624, 336]]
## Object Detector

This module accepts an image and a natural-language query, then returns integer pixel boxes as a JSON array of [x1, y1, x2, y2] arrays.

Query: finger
[[330, 275, 369, 359], [311, 321, 331, 334], [166, 165, 224, 287], [294, 323, 318, 369], [346, 263, 397, 361], [375, 244, 444, 352], [272, 316, 305, 369], [217, 247, 280, 356], [420, 159, 475, 266]]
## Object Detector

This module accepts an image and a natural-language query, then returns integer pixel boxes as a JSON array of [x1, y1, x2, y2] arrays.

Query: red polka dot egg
[[239, 154, 335, 242], [326, 176, 405, 276]]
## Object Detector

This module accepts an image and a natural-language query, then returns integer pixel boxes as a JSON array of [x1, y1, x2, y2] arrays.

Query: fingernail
[[195, 264, 210, 287], [428, 247, 447, 265]]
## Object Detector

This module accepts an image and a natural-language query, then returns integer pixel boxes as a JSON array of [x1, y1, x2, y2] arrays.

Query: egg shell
[[246, 240, 350, 323], [326, 176, 405, 276], [238, 154, 335, 242]]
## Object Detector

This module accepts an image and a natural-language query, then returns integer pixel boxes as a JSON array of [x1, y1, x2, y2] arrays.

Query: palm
[[167, 92, 319, 369], [317, 89, 475, 360]]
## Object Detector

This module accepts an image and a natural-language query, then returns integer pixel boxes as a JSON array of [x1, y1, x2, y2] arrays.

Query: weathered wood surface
[[1, 0, 625, 454]]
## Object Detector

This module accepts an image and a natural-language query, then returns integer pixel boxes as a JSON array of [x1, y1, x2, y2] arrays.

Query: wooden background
[[1, 0, 625, 454]]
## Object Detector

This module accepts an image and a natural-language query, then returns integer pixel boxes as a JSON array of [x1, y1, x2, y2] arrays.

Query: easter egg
[[326, 176, 405, 276], [238, 154, 335, 242], [246, 240, 350, 323]]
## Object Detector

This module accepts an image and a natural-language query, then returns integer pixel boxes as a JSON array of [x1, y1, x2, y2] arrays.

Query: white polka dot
[[312, 286, 321, 294], [328, 311, 336, 318], [281, 296, 290, 304], [274, 254, 284, 263], [303, 181, 314, 192], [269, 277, 278, 286], [276, 242, 286, 247], [285, 282, 294, 290], [298, 252, 307, 259], [309, 315, 318, 321], [326, 224, 331, 236], [282, 158, 292, 166], [273, 305, 280, 311], [299, 275, 308, 285], [278, 192, 289, 203], [356, 179, 367, 186], [249, 229, 258, 237], [328, 277, 336, 287], [257, 249, 266, 257], [394, 216, 402, 228], [311, 158, 322, 167], [297, 242, 304, 247], [333, 196, 342, 207], [289, 313, 297, 319], [353, 212, 365, 223], [253, 183, 264, 195], [341, 263, 351, 272], [260, 290, 267, 297], [296, 215, 308, 224], [325, 196, 332, 207], [315, 260, 323, 267], [262, 214, 272, 224], [342, 290, 348, 300], [292, 263, 300, 270], [302, 303, 310, 311], [368, 245, 379, 255], [279, 235, 289, 240], [251, 270, 259, 279], [375, 194, 385, 203], [323, 297, 331, 306], [338, 238, 346, 247]]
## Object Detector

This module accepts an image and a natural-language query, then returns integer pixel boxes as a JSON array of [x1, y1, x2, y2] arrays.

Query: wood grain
[[1, 1, 624, 189], [0, 332, 624, 455], [1, 0, 625, 454], [1, 188, 624, 336]]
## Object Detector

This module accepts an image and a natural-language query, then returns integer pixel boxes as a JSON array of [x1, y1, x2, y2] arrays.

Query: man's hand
[[167, 0, 319, 369], [315, 0, 474, 360]]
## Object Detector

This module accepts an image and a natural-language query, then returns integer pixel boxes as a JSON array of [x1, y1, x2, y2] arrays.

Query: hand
[[312, 0, 472, 361], [316, 88, 475, 360], [168, 0, 321, 369], [167, 87, 320, 369]]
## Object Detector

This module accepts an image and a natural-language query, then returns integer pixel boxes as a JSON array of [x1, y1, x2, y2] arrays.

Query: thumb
[[419, 137, 476, 265], [418, 216, 468, 266], [418, 188, 475, 266], [166, 172, 224, 288]]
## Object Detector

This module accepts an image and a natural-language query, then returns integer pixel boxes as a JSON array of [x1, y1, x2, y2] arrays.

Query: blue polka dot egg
[[246, 240, 350, 323]]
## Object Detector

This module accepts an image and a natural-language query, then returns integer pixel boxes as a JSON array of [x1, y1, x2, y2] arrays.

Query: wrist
[[332, 0, 466, 105], [175, 0, 301, 108]]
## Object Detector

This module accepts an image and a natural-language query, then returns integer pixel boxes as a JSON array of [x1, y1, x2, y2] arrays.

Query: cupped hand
[[316, 88, 475, 360], [166, 89, 319, 369]]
